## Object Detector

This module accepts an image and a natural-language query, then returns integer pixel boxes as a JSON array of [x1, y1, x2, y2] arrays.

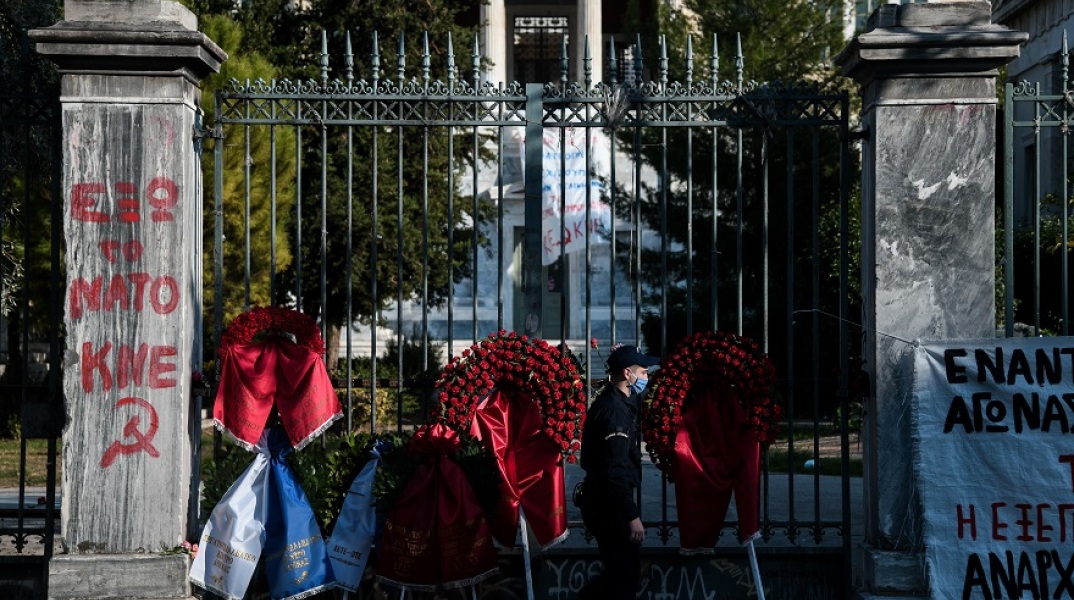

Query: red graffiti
[[81, 342, 177, 393], [100, 397, 160, 468], [98, 240, 144, 263], [68, 273, 179, 319], [70, 176, 178, 223]]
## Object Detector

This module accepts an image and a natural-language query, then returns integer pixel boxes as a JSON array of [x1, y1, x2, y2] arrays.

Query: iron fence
[[1003, 34, 1074, 337], [0, 88, 63, 600], [210, 29, 856, 589]]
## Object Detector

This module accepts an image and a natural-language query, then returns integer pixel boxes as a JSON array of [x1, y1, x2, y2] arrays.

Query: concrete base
[[857, 545, 927, 597], [49, 554, 192, 600]]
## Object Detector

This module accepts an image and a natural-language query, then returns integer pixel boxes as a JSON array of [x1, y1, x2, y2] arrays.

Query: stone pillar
[[834, 2, 1025, 596], [481, 0, 507, 85], [577, 0, 603, 84], [29, 1, 224, 598]]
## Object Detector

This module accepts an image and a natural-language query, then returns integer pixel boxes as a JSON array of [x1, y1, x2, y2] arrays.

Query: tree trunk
[[325, 322, 341, 378]]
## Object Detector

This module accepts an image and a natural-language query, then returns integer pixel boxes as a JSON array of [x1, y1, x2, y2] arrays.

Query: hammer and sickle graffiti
[[100, 396, 161, 468]]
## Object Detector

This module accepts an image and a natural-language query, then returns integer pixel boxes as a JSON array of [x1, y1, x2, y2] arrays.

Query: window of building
[[513, 16, 570, 84]]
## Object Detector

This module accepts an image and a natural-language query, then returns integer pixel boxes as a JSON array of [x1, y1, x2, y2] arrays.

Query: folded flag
[[189, 434, 272, 600], [263, 428, 336, 600], [327, 447, 382, 592]]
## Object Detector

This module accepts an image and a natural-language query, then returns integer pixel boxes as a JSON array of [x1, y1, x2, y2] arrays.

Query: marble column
[[30, 1, 224, 598], [481, 0, 507, 85], [577, 0, 603, 84], [835, 1, 1025, 595]]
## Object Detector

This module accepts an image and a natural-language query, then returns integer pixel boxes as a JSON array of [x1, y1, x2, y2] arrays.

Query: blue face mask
[[629, 374, 648, 395]]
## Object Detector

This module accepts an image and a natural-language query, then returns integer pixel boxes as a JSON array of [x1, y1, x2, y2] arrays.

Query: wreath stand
[[746, 540, 766, 600]]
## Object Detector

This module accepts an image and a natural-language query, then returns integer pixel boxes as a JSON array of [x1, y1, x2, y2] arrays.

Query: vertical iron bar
[[1062, 35, 1070, 336], [295, 121, 304, 312], [634, 36, 644, 344], [785, 128, 797, 543], [397, 33, 406, 432], [686, 36, 694, 335], [447, 33, 456, 357], [812, 127, 822, 542], [270, 108, 278, 302], [370, 31, 381, 433], [422, 33, 431, 375], [559, 114, 568, 344], [735, 37, 744, 335], [319, 31, 329, 375], [345, 38, 355, 430], [497, 112, 505, 331], [839, 92, 853, 597], [243, 113, 252, 309], [1034, 93, 1042, 334], [1004, 80, 1015, 337], [524, 83, 546, 338], [659, 35, 669, 358], [711, 34, 720, 330]]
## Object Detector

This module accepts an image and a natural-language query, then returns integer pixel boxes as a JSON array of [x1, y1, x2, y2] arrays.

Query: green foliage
[[196, 13, 298, 337], [1007, 193, 1074, 334]]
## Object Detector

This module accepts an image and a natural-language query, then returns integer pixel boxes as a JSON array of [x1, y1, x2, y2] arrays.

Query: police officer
[[577, 344, 659, 600]]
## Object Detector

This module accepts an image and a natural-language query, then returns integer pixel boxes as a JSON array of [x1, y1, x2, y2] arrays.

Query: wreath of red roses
[[433, 330, 587, 462], [218, 306, 326, 358], [642, 330, 782, 475]]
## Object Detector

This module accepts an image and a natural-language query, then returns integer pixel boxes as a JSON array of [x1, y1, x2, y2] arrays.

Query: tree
[[195, 12, 298, 363], [204, 0, 488, 373], [617, 0, 858, 416]]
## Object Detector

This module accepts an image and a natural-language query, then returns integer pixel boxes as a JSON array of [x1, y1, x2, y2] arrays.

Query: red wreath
[[433, 330, 585, 549], [434, 330, 586, 461], [642, 330, 781, 548], [214, 306, 340, 451], [219, 306, 326, 357], [642, 330, 781, 478]]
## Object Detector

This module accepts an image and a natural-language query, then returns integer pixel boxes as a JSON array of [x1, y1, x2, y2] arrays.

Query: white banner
[[913, 338, 1074, 599], [541, 128, 611, 265]]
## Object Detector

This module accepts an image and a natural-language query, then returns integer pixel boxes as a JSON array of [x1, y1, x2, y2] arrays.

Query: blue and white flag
[[328, 448, 382, 592], [264, 428, 336, 599], [189, 436, 271, 600]]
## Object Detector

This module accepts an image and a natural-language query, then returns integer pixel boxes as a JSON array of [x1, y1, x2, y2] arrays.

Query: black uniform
[[577, 383, 641, 599]]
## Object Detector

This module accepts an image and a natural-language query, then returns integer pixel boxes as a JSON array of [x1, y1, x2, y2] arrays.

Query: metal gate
[[0, 88, 63, 599], [211, 32, 857, 598], [1002, 35, 1074, 337]]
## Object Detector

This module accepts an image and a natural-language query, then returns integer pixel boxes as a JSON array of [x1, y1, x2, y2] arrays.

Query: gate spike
[[735, 32, 744, 92], [659, 34, 668, 88], [634, 33, 644, 86], [398, 33, 407, 83], [560, 34, 569, 86], [711, 33, 719, 85], [584, 34, 592, 89], [686, 35, 694, 87], [1064, 31, 1069, 93], [447, 32, 457, 87], [344, 31, 354, 85], [472, 33, 481, 89], [422, 32, 431, 86], [320, 30, 329, 84], [371, 31, 380, 85], [609, 37, 619, 86]]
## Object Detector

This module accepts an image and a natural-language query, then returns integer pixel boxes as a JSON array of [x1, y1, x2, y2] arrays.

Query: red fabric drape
[[376, 424, 498, 591], [469, 389, 567, 549], [214, 338, 341, 451], [673, 384, 761, 550]]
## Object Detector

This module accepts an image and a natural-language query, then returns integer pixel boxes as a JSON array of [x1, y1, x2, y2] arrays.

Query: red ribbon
[[214, 338, 341, 451], [469, 388, 567, 548], [673, 383, 761, 548], [377, 423, 498, 590]]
